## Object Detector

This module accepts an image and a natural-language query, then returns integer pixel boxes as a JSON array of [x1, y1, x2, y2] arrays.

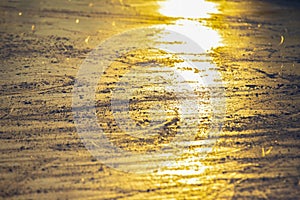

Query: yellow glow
[[162, 19, 222, 51], [154, 0, 224, 179], [159, 0, 219, 19], [156, 159, 209, 185], [158, 0, 222, 51]]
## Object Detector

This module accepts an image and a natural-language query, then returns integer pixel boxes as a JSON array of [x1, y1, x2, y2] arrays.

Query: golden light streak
[[158, 0, 222, 51], [279, 35, 284, 45], [155, 0, 224, 184], [159, 0, 219, 19]]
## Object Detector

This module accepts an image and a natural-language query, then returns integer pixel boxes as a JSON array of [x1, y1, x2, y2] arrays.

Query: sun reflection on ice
[[159, 0, 219, 19], [158, 0, 223, 51], [154, 0, 226, 187], [163, 19, 222, 51]]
